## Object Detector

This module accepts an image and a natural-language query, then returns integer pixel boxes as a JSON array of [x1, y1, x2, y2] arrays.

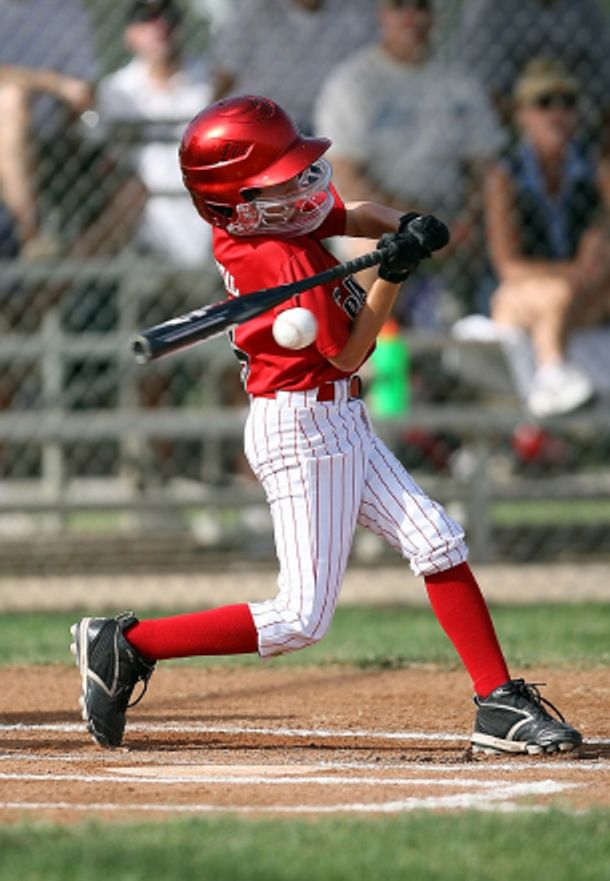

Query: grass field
[[1, 812, 609, 881], [1, 602, 608, 668], [2, 601, 609, 880]]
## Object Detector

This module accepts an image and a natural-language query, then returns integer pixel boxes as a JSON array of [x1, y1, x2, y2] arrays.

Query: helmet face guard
[[229, 158, 333, 237], [179, 95, 333, 236]]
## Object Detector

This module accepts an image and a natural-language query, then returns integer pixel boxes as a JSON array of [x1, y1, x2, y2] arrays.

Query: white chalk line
[[0, 729, 592, 816], [0, 752, 608, 773], [0, 721, 605, 819], [0, 721, 464, 741], [3, 720, 609, 747], [0, 782, 573, 816], [0, 769, 576, 790]]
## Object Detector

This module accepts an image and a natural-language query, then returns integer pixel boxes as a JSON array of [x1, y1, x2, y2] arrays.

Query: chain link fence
[[1, 0, 610, 585]]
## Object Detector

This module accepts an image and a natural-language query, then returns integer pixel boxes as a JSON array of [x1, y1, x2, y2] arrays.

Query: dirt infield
[[1, 665, 609, 822]]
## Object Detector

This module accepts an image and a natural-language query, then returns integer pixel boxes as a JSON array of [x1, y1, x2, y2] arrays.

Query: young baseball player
[[71, 95, 582, 755]]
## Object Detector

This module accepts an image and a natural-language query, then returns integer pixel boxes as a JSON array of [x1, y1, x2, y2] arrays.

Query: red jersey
[[212, 186, 370, 396]]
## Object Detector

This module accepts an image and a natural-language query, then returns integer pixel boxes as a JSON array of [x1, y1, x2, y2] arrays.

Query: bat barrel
[[130, 239, 402, 364], [130, 300, 238, 363], [130, 326, 209, 364]]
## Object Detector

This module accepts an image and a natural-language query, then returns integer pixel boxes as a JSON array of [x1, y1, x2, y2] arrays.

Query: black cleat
[[70, 613, 155, 748], [472, 679, 582, 755]]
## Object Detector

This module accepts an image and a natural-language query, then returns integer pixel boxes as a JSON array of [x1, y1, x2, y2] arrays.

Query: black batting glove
[[377, 214, 451, 284], [398, 211, 422, 235], [404, 213, 450, 254], [377, 231, 423, 283]]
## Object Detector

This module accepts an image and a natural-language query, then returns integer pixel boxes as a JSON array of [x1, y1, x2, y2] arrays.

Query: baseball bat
[[131, 241, 398, 364], [131, 215, 450, 364]]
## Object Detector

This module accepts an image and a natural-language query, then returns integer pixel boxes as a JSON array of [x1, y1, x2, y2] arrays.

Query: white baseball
[[272, 307, 318, 349]]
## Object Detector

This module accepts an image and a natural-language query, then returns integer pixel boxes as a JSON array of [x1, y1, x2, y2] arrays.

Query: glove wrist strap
[[378, 266, 413, 284]]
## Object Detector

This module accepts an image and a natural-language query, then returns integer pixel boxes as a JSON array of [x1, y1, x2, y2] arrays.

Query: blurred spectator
[[0, 68, 93, 255], [0, 0, 98, 255], [313, 0, 505, 327], [210, 0, 378, 135], [0, 80, 146, 447], [46, 114, 148, 415], [96, 0, 221, 475], [0, 0, 97, 130], [0, 70, 147, 289], [0, 0, 149, 449], [0, 72, 147, 317], [481, 59, 610, 418], [96, 0, 213, 268], [0, 84, 23, 259], [450, 0, 610, 148]]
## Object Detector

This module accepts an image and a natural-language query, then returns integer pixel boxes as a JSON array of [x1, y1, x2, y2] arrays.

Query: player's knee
[[286, 613, 330, 649], [255, 609, 332, 657]]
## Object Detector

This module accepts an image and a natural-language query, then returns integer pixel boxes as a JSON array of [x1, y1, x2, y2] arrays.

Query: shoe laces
[[117, 611, 155, 710], [127, 673, 152, 709], [513, 679, 566, 722], [124, 654, 155, 710]]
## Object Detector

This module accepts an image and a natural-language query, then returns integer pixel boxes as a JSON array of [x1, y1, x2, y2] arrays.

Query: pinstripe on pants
[[245, 379, 468, 657]]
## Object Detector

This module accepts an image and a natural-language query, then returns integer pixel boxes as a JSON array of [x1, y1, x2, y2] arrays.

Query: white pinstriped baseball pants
[[244, 378, 468, 658]]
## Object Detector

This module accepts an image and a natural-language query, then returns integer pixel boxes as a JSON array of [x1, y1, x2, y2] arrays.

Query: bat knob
[[131, 336, 152, 364]]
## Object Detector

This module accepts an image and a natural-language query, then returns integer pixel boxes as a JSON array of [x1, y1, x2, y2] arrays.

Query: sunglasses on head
[[532, 91, 577, 110]]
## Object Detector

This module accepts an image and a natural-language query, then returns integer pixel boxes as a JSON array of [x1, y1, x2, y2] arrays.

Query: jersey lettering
[[332, 275, 367, 319], [212, 221, 357, 394], [228, 329, 251, 386], [215, 259, 240, 297]]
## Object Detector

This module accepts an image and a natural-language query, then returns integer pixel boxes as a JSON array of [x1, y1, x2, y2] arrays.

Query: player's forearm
[[327, 278, 400, 373]]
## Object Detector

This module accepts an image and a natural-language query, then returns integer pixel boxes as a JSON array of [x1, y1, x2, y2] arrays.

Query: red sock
[[125, 604, 259, 661], [425, 562, 510, 697]]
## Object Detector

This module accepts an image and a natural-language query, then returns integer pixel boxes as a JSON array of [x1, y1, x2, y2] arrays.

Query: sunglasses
[[387, 0, 432, 10], [531, 92, 578, 110], [131, 12, 180, 26]]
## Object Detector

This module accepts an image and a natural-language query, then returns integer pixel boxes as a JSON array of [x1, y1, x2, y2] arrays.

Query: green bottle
[[370, 318, 411, 417]]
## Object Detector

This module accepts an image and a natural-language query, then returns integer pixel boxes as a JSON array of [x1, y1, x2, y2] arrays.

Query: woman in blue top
[[485, 58, 610, 417]]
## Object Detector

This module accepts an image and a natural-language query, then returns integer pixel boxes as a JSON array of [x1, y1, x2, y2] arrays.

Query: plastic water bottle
[[369, 318, 411, 417]]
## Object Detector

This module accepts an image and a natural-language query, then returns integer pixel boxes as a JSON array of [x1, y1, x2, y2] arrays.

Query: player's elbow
[[327, 350, 361, 374]]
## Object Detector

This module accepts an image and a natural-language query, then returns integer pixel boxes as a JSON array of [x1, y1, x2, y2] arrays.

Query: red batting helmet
[[179, 95, 333, 236]]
